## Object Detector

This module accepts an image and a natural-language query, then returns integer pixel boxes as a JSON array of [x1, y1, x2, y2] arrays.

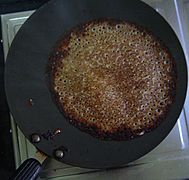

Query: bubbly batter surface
[[49, 20, 176, 140]]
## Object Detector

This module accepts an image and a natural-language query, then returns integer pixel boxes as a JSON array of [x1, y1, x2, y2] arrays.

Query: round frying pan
[[5, 0, 187, 178]]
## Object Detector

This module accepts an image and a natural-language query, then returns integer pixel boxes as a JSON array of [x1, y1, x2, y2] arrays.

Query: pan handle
[[9, 158, 42, 180]]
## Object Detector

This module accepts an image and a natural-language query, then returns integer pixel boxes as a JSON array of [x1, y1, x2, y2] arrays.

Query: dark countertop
[[0, 1, 49, 179]]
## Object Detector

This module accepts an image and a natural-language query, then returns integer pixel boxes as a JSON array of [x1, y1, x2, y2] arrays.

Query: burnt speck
[[28, 98, 34, 106], [54, 128, 61, 135]]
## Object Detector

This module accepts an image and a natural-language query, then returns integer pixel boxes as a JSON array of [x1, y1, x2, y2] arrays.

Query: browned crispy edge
[[46, 19, 177, 141]]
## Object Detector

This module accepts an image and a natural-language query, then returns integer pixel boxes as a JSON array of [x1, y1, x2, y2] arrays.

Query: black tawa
[[5, 0, 187, 170]]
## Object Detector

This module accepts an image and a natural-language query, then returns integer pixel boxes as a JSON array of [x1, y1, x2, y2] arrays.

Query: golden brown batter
[[49, 20, 176, 140]]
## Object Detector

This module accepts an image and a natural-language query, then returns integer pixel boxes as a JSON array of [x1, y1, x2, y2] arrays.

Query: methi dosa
[[48, 20, 176, 140]]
